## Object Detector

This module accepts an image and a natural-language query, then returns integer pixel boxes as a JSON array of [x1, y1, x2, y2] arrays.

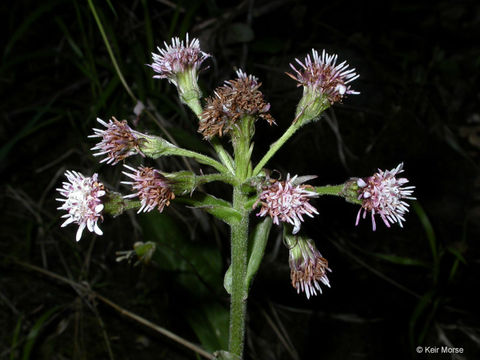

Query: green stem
[[228, 116, 254, 357], [184, 96, 203, 117], [229, 186, 249, 356], [314, 184, 345, 196], [253, 122, 300, 176], [168, 147, 228, 174]]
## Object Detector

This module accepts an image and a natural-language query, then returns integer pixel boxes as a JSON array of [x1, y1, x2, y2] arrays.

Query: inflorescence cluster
[[56, 34, 415, 299]]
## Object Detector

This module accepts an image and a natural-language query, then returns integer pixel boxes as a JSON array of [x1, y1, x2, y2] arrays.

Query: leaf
[[245, 218, 272, 289], [224, 218, 272, 295], [446, 246, 467, 264], [4, 1, 62, 57], [0, 100, 56, 163], [409, 291, 434, 349], [413, 202, 437, 263], [186, 303, 229, 353], [214, 350, 241, 360], [223, 265, 232, 295], [372, 253, 429, 267], [10, 317, 22, 360], [177, 194, 241, 225], [140, 212, 222, 294], [22, 307, 59, 360]]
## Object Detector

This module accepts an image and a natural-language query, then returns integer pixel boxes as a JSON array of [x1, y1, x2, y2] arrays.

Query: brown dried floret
[[198, 70, 275, 139]]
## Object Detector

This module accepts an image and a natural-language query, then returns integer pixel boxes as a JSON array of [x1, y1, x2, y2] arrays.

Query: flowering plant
[[56, 34, 415, 359]]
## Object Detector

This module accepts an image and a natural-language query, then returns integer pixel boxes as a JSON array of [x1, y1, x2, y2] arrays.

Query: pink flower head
[[89, 117, 145, 165], [149, 34, 210, 85], [287, 49, 359, 104], [288, 236, 331, 299], [255, 174, 319, 234], [56, 171, 105, 241], [122, 165, 175, 214], [356, 163, 416, 231]]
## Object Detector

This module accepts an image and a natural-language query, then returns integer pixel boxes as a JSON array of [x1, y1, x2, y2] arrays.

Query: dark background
[[1, 0, 479, 359]]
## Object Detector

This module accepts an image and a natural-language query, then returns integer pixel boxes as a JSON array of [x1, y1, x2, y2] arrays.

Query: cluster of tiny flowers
[[255, 174, 318, 234], [287, 49, 359, 104], [198, 69, 275, 139], [289, 237, 331, 299], [122, 165, 175, 213], [56, 171, 105, 241], [356, 163, 416, 231], [89, 117, 144, 165], [149, 34, 210, 85]]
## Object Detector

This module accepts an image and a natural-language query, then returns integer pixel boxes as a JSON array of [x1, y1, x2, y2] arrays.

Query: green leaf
[[22, 307, 59, 360], [186, 303, 229, 353], [223, 265, 232, 295], [372, 253, 429, 267], [4, 1, 62, 57], [10, 317, 22, 360], [214, 350, 241, 360], [409, 291, 434, 348], [246, 218, 272, 289], [176, 194, 241, 225], [446, 246, 467, 264], [224, 218, 272, 295], [413, 202, 437, 263], [0, 100, 56, 163], [140, 212, 222, 294]]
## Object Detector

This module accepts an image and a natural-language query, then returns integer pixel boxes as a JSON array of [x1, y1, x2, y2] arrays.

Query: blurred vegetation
[[1, 0, 480, 359]]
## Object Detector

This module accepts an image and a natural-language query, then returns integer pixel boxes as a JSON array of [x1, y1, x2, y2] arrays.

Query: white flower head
[[255, 174, 319, 234], [356, 163, 416, 230], [56, 171, 105, 241]]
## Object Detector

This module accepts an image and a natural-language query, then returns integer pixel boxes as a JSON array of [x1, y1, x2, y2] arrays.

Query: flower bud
[[284, 234, 331, 299]]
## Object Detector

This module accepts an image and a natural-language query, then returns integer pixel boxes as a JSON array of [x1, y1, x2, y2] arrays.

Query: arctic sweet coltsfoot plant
[[56, 34, 415, 359]]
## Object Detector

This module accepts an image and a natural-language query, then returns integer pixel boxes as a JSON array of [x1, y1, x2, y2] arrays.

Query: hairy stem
[[228, 116, 254, 357], [229, 186, 249, 356], [253, 122, 300, 176], [169, 147, 228, 174], [314, 184, 345, 196]]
